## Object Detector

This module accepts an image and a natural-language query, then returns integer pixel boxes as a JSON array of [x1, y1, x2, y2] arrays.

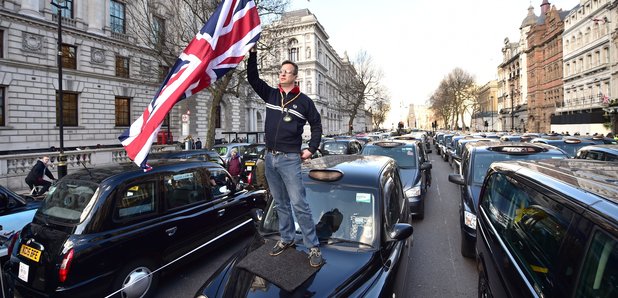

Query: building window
[[288, 39, 299, 62], [56, 92, 78, 127], [0, 86, 4, 126], [61, 44, 77, 69], [115, 97, 130, 127], [51, 0, 74, 18], [116, 55, 130, 78], [153, 16, 166, 48], [110, 0, 126, 34], [215, 105, 221, 128]]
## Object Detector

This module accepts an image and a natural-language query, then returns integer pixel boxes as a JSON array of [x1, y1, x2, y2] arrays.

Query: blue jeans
[[265, 151, 319, 248]]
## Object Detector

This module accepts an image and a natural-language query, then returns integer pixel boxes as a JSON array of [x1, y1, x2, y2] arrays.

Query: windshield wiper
[[322, 237, 373, 248]]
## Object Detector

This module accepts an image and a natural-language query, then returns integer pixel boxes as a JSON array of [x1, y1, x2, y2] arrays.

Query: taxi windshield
[[470, 151, 567, 184], [213, 146, 228, 156], [362, 145, 418, 168], [38, 180, 99, 224], [323, 142, 348, 154], [260, 183, 378, 248]]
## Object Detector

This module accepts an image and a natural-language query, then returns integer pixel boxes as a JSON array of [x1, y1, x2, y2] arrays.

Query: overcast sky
[[288, 0, 581, 126]]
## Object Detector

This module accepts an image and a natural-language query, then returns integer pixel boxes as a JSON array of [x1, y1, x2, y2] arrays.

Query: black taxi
[[477, 159, 618, 297], [195, 155, 414, 297], [4, 160, 266, 297], [448, 142, 568, 258], [361, 140, 432, 219]]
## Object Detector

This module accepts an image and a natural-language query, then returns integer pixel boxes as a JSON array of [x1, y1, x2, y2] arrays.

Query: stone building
[[557, 0, 612, 135], [0, 1, 368, 155], [526, 2, 570, 133], [474, 80, 498, 132]]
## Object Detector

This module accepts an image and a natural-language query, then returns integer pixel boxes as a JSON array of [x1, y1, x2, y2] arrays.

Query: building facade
[[474, 80, 498, 132], [527, 3, 569, 133], [557, 0, 612, 135], [0, 2, 366, 154]]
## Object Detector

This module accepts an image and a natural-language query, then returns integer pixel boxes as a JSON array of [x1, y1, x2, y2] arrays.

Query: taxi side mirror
[[448, 174, 465, 185], [250, 208, 264, 223], [388, 223, 413, 241]]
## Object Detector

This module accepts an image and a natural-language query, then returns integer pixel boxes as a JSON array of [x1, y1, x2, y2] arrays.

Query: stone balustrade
[[0, 144, 180, 192]]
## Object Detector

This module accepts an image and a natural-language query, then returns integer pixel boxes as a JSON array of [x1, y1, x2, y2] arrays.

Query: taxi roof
[[62, 160, 223, 185], [302, 155, 395, 187], [491, 159, 618, 218]]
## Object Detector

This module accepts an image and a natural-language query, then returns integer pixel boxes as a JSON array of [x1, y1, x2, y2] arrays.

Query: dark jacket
[[25, 160, 55, 183], [247, 52, 322, 153]]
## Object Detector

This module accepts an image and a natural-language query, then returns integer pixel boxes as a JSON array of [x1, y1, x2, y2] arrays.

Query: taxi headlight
[[405, 186, 421, 198], [464, 211, 477, 230]]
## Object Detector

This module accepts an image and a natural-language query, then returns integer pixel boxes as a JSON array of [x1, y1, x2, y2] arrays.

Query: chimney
[[541, 0, 550, 15]]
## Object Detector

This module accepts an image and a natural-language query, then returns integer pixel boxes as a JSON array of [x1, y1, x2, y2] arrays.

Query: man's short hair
[[281, 60, 298, 75]]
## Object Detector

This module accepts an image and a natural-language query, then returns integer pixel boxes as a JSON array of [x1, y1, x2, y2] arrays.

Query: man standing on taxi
[[247, 47, 323, 267]]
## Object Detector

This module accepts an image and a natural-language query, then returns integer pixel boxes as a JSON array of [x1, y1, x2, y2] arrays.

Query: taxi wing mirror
[[448, 173, 465, 185], [388, 223, 413, 241], [250, 208, 264, 223]]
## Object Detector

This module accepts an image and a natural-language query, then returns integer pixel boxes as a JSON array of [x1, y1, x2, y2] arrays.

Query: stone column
[[87, 0, 105, 35]]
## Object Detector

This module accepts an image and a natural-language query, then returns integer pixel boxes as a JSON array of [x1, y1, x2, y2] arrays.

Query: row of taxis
[[433, 130, 618, 297], [2, 131, 433, 298]]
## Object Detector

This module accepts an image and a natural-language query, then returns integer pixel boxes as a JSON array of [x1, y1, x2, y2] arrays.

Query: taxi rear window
[[38, 180, 98, 224], [362, 145, 418, 168], [470, 151, 567, 184]]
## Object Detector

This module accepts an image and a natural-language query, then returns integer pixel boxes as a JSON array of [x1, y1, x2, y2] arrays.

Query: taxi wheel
[[111, 259, 159, 298], [478, 271, 491, 298]]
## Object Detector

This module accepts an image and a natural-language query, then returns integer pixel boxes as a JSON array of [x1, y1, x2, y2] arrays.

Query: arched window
[[256, 111, 263, 131], [288, 38, 299, 61]]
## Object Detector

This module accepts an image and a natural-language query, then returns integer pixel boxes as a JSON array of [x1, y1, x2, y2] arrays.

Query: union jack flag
[[118, 0, 261, 169]]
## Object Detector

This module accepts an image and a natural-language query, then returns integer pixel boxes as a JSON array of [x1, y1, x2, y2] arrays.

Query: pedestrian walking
[[25, 156, 56, 196], [195, 138, 202, 149], [247, 46, 324, 267]]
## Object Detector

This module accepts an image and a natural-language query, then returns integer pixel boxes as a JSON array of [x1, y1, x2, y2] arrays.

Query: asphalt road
[[154, 150, 478, 297]]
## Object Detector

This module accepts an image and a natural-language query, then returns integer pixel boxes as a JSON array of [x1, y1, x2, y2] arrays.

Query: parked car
[[320, 139, 362, 155], [576, 144, 618, 161], [477, 159, 618, 297], [0, 185, 41, 260], [361, 140, 432, 219], [448, 142, 568, 258], [195, 155, 414, 297], [301, 142, 324, 159], [4, 160, 267, 297], [499, 135, 522, 142], [149, 149, 225, 167], [530, 136, 596, 158]]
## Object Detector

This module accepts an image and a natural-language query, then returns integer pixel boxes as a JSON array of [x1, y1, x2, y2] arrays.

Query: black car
[[530, 136, 596, 158], [361, 141, 432, 219], [477, 159, 618, 297], [149, 149, 226, 167], [575, 144, 618, 161], [195, 155, 414, 297], [448, 142, 568, 258], [0, 185, 41, 260], [320, 139, 363, 155], [4, 160, 266, 297]]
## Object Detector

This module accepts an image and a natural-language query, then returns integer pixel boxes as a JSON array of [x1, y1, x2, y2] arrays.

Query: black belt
[[266, 148, 287, 155]]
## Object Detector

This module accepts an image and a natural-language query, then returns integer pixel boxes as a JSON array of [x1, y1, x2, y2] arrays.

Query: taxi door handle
[[218, 209, 226, 216], [166, 227, 177, 236]]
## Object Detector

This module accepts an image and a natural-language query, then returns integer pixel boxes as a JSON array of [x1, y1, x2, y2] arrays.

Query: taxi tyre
[[415, 200, 425, 220], [460, 230, 475, 258], [478, 270, 491, 298], [111, 259, 159, 298]]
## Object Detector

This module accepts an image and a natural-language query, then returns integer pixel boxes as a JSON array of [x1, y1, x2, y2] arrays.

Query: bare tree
[[341, 50, 383, 134], [126, 0, 290, 149], [371, 92, 391, 129]]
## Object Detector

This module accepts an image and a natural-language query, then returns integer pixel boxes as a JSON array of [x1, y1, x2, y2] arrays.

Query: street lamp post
[[52, 0, 67, 178], [510, 89, 515, 132]]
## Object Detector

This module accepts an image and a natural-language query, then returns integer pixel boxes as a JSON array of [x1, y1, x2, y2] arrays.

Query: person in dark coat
[[25, 156, 56, 195], [226, 149, 243, 184], [194, 138, 202, 149]]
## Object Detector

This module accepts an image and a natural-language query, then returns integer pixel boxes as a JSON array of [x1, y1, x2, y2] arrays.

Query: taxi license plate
[[245, 162, 256, 166], [19, 244, 41, 262]]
